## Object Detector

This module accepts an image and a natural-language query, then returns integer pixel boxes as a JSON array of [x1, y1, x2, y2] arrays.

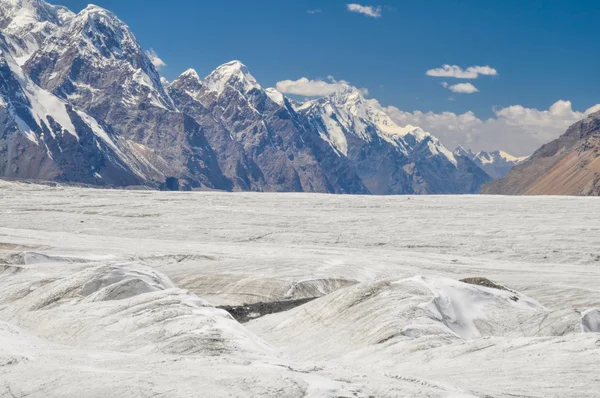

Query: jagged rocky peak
[[0, 0, 72, 27], [454, 145, 475, 158], [180, 68, 200, 80], [68, 4, 142, 60], [0, 0, 73, 64], [296, 82, 459, 165], [16, 0, 174, 111], [204, 60, 261, 95], [170, 68, 203, 93], [172, 68, 201, 84]]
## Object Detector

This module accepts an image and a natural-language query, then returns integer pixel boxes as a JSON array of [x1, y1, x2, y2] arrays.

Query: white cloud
[[447, 82, 478, 94], [426, 65, 498, 79], [276, 76, 368, 97], [346, 4, 382, 18], [145, 49, 166, 71], [307, 9, 322, 14], [373, 100, 600, 156]]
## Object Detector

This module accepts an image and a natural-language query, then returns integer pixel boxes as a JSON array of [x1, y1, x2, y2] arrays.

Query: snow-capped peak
[[453, 147, 528, 179], [327, 85, 429, 142], [495, 150, 528, 163], [204, 60, 261, 96], [169, 68, 204, 99], [296, 84, 458, 166], [454, 145, 475, 158], [264, 87, 285, 106], [70, 4, 139, 58], [0, 0, 74, 64], [472, 149, 528, 165], [180, 68, 200, 80], [78, 4, 115, 18]]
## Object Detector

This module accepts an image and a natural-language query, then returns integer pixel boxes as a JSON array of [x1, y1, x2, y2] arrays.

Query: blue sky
[[57, 0, 600, 155]]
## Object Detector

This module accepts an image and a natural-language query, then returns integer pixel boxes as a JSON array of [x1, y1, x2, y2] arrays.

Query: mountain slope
[[0, 34, 143, 185], [455, 146, 527, 179], [169, 62, 368, 193], [296, 86, 491, 194], [6, 1, 229, 190], [482, 111, 600, 195], [1, 0, 491, 194]]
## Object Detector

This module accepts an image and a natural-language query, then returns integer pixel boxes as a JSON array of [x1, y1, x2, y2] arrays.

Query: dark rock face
[[482, 112, 600, 196], [218, 298, 317, 323], [169, 64, 368, 193], [0, 34, 142, 185], [0, 0, 491, 195], [460, 277, 507, 291], [16, 4, 229, 190]]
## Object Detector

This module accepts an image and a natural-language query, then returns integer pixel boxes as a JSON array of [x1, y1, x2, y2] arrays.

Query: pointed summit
[[0, 0, 74, 64], [204, 60, 260, 96], [454, 145, 475, 158], [180, 68, 200, 80], [169, 68, 204, 99], [69, 3, 142, 61]]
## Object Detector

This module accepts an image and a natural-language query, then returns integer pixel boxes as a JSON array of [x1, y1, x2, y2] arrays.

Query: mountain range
[[0, 0, 496, 194], [454, 147, 527, 180]]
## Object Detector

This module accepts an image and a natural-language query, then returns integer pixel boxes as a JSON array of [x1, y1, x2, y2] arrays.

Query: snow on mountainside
[[169, 62, 368, 193], [0, 0, 489, 194], [295, 85, 489, 193], [297, 85, 456, 165], [24, 3, 173, 111], [454, 146, 528, 179], [4, 0, 230, 190], [203, 60, 261, 96], [0, 34, 144, 184], [0, 0, 73, 64]]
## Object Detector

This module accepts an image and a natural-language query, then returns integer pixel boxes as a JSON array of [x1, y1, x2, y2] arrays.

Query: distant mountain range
[[454, 147, 527, 180], [6, 0, 585, 195]]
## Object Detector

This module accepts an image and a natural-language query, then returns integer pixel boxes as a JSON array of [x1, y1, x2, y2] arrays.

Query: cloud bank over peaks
[[377, 100, 600, 156]]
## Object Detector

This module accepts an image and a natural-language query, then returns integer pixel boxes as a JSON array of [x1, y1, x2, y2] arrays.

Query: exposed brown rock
[[482, 112, 600, 196]]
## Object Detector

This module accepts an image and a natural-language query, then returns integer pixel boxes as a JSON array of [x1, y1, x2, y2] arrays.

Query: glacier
[[0, 180, 598, 397]]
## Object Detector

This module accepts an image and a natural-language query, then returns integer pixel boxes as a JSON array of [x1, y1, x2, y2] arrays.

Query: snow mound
[[249, 276, 554, 360], [415, 276, 543, 339], [582, 308, 600, 333], [0, 257, 272, 356]]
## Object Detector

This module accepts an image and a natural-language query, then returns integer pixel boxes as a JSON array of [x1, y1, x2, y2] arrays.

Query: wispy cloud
[[276, 76, 368, 97], [307, 9, 322, 14], [145, 49, 166, 71], [427, 65, 497, 79], [346, 4, 382, 18], [442, 82, 479, 94]]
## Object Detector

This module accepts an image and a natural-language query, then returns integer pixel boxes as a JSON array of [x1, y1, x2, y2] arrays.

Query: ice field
[[0, 180, 599, 397]]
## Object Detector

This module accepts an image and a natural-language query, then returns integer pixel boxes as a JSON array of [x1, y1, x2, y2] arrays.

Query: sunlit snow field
[[0, 180, 599, 397]]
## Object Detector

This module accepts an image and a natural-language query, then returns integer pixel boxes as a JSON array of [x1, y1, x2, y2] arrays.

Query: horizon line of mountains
[[1, 0, 598, 195]]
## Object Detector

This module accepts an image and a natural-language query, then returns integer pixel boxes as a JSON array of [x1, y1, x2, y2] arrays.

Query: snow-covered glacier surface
[[0, 180, 598, 397]]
